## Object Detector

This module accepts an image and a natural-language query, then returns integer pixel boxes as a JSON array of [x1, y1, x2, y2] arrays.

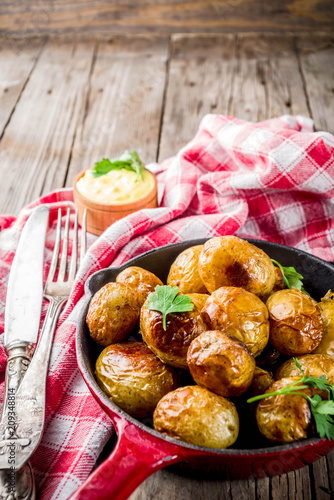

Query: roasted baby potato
[[167, 245, 208, 294], [255, 377, 312, 442], [87, 282, 139, 346], [272, 267, 287, 293], [198, 236, 275, 298], [140, 293, 207, 369], [314, 291, 334, 357], [251, 367, 275, 397], [187, 330, 255, 397], [116, 266, 163, 308], [275, 354, 334, 385], [95, 341, 179, 418], [153, 385, 239, 448], [255, 342, 281, 368], [201, 287, 269, 357], [266, 288, 323, 356]]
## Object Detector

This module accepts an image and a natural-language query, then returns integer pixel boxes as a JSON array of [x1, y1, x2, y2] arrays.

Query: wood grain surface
[[0, 32, 333, 500], [1, 0, 334, 36]]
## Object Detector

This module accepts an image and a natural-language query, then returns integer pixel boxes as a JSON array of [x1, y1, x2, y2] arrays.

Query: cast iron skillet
[[71, 239, 334, 500]]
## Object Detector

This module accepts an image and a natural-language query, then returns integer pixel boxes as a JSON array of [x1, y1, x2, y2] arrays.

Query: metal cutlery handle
[[0, 297, 66, 470]]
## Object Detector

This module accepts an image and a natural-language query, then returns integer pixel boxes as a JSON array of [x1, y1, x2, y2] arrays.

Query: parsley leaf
[[247, 358, 334, 440], [271, 259, 307, 293], [92, 150, 144, 181], [309, 396, 334, 439], [145, 285, 194, 330]]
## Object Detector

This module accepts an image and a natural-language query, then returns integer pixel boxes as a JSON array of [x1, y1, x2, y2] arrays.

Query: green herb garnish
[[92, 150, 144, 181], [271, 259, 307, 293], [247, 358, 334, 440], [145, 285, 194, 330]]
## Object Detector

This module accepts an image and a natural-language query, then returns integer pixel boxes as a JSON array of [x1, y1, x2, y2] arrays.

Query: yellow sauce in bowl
[[76, 167, 156, 205]]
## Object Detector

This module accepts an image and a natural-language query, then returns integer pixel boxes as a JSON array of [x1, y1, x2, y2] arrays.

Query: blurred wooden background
[[1, 0, 334, 36]]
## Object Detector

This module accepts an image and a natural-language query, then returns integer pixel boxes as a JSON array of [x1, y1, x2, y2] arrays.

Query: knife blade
[[4, 205, 50, 349], [0, 205, 49, 470]]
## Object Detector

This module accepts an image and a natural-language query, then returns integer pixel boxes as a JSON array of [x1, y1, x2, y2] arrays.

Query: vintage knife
[[0, 205, 49, 470]]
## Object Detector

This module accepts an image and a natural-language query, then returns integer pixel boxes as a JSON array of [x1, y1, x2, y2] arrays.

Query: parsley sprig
[[271, 259, 307, 293], [247, 359, 334, 440], [145, 285, 194, 330], [91, 150, 144, 181]]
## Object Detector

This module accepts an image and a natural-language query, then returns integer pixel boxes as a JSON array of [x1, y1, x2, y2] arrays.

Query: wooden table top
[[1, 32, 333, 499]]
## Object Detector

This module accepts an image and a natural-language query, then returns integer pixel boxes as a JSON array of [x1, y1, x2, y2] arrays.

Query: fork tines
[[47, 208, 86, 284]]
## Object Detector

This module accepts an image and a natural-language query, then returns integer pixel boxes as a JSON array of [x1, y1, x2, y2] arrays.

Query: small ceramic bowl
[[73, 169, 158, 235]]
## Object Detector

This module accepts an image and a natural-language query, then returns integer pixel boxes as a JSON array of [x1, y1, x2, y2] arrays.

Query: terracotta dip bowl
[[73, 168, 158, 235]]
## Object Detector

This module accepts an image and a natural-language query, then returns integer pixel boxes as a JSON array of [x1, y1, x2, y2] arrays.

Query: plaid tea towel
[[0, 114, 333, 498]]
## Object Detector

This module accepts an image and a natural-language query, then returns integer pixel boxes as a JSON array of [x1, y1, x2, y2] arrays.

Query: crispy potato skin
[[272, 267, 288, 293], [95, 341, 179, 418], [251, 367, 275, 397], [201, 287, 269, 357], [314, 291, 334, 357], [153, 385, 239, 448], [87, 282, 139, 347], [255, 342, 281, 368], [140, 294, 207, 369], [255, 377, 312, 442], [198, 236, 275, 298], [275, 354, 334, 385], [116, 266, 163, 308], [167, 245, 208, 294], [187, 330, 256, 397], [266, 288, 323, 356]]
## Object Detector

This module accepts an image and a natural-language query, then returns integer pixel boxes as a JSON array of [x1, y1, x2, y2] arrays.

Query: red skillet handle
[[69, 416, 185, 500]]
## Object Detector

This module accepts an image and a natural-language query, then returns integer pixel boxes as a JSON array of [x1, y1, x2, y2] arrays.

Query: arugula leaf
[[247, 358, 334, 440], [271, 259, 307, 293], [145, 285, 194, 330], [92, 150, 144, 181]]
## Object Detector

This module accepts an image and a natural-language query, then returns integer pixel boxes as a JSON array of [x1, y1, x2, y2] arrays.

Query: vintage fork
[[0, 207, 87, 472]]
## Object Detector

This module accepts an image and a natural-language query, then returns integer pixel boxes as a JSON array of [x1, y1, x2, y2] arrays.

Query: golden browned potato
[[272, 267, 287, 293], [198, 236, 275, 298], [95, 341, 179, 418], [167, 245, 208, 294], [140, 294, 207, 369], [275, 354, 334, 385], [314, 291, 334, 357], [251, 367, 275, 397], [116, 266, 163, 308], [255, 377, 312, 442], [187, 330, 256, 397], [201, 287, 269, 357], [153, 385, 239, 448], [87, 282, 139, 347], [255, 342, 281, 368], [266, 288, 323, 356]]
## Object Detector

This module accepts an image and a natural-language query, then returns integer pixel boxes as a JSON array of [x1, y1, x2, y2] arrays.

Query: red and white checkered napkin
[[0, 114, 334, 498]]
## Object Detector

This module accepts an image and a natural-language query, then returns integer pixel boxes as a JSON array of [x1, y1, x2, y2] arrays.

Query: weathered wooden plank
[[310, 458, 332, 500], [66, 35, 169, 186], [297, 35, 334, 134], [158, 34, 236, 161], [0, 37, 95, 214], [230, 34, 310, 122], [129, 468, 232, 500], [271, 473, 289, 500], [326, 450, 334, 493], [159, 33, 310, 162], [256, 477, 270, 500], [230, 478, 256, 500], [289, 467, 312, 500], [0, 37, 44, 137], [0, 0, 334, 36]]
